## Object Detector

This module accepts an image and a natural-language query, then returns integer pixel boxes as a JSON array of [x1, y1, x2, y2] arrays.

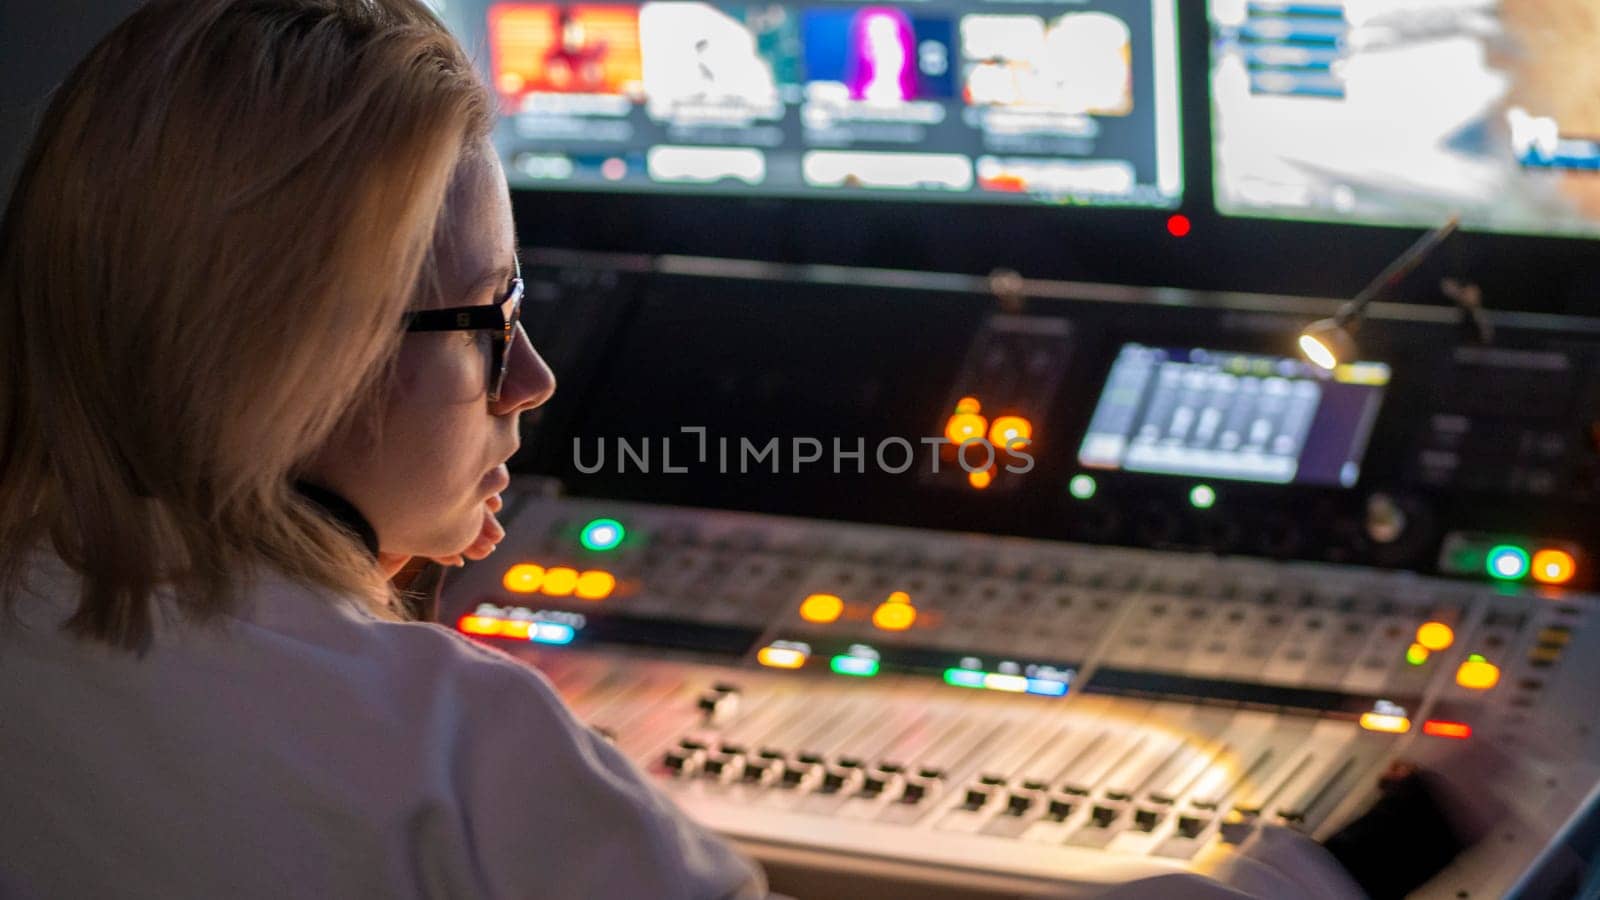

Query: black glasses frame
[[403, 263, 525, 401]]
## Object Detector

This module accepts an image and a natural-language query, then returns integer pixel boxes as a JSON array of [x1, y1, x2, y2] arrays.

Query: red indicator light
[[1423, 720, 1472, 739], [1167, 214, 1191, 238]]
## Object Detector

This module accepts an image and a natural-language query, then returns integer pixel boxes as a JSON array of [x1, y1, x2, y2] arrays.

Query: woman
[[0, 1, 762, 896]]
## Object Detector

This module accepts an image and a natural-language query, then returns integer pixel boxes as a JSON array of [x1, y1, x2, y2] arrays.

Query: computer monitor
[[1210, 0, 1600, 238], [437, 0, 1183, 208]]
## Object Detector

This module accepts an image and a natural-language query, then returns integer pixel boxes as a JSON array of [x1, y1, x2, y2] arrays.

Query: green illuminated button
[[830, 656, 879, 677], [943, 668, 985, 688], [581, 518, 626, 551], [1069, 474, 1097, 500], [1486, 545, 1529, 581], [1189, 484, 1216, 510]]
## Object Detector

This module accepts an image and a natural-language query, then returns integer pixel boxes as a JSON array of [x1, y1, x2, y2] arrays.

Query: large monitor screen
[[1211, 1, 1600, 237], [436, 0, 1183, 207], [1078, 344, 1390, 487]]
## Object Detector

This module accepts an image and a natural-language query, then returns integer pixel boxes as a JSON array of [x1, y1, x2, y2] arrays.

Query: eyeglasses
[[403, 261, 524, 401]]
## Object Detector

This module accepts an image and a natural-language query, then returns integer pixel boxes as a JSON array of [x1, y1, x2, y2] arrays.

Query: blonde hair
[[0, 0, 493, 648]]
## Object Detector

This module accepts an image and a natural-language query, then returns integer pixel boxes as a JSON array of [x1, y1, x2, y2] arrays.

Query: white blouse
[[0, 554, 765, 899]]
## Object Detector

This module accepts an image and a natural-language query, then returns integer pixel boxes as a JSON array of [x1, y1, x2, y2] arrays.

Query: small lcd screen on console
[[1078, 345, 1389, 487], [437, 0, 1183, 207]]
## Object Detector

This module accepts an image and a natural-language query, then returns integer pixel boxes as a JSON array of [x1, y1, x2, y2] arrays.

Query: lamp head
[[1298, 317, 1357, 371]]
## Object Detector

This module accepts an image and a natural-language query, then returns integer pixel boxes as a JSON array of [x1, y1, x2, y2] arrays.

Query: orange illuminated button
[[1415, 621, 1454, 652], [873, 593, 917, 632], [1456, 656, 1501, 690], [574, 570, 616, 601], [503, 564, 546, 594], [497, 620, 532, 640], [1532, 549, 1577, 585], [757, 646, 807, 669], [1359, 712, 1411, 734], [457, 615, 504, 636], [955, 396, 981, 415], [944, 413, 988, 445], [968, 469, 993, 490], [799, 593, 844, 624], [541, 566, 580, 597], [989, 415, 1033, 449]]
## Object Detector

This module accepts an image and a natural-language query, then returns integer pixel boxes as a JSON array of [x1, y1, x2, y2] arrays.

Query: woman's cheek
[[394, 340, 486, 405]]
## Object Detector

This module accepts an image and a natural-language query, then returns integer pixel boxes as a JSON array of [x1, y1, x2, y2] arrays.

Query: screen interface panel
[[1078, 344, 1391, 487], [437, 0, 1183, 206]]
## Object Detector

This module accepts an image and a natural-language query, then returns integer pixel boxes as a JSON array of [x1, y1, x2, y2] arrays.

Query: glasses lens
[[490, 278, 524, 400]]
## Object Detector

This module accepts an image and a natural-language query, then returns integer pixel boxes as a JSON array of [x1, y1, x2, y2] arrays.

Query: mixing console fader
[[443, 485, 1600, 899]]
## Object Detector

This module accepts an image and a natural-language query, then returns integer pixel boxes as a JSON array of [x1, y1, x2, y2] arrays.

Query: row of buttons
[[662, 739, 948, 804]]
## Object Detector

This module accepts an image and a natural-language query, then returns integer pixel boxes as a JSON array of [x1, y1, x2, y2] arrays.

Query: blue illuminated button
[[581, 518, 626, 552], [1487, 545, 1529, 581], [530, 622, 576, 645], [1025, 678, 1069, 697]]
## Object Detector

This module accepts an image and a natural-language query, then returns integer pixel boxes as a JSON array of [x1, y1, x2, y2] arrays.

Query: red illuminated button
[[1422, 720, 1472, 739]]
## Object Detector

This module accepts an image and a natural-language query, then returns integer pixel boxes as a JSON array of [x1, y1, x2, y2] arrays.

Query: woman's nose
[[493, 322, 555, 415]]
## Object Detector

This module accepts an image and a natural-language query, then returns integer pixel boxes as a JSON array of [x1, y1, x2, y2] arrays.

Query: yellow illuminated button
[[799, 593, 844, 624], [503, 564, 546, 594], [968, 469, 993, 490], [1359, 712, 1412, 734], [1532, 549, 1577, 585], [757, 646, 807, 669], [955, 396, 981, 415], [944, 412, 988, 445], [574, 570, 616, 601], [988, 415, 1034, 449], [541, 566, 580, 597], [873, 594, 917, 632], [1405, 643, 1429, 666], [1415, 621, 1454, 652], [497, 620, 532, 640], [983, 673, 1028, 693], [1456, 657, 1501, 690]]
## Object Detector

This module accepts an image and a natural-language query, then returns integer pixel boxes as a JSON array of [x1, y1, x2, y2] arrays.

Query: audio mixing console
[[446, 253, 1600, 897], [442, 486, 1600, 898]]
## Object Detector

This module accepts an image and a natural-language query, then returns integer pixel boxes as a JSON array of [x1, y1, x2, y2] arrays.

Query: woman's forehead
[[433, 149, 514, 298]]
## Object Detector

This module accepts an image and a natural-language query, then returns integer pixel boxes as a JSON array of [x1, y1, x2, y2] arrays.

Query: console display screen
[[1078, 344, 1390, 487]]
